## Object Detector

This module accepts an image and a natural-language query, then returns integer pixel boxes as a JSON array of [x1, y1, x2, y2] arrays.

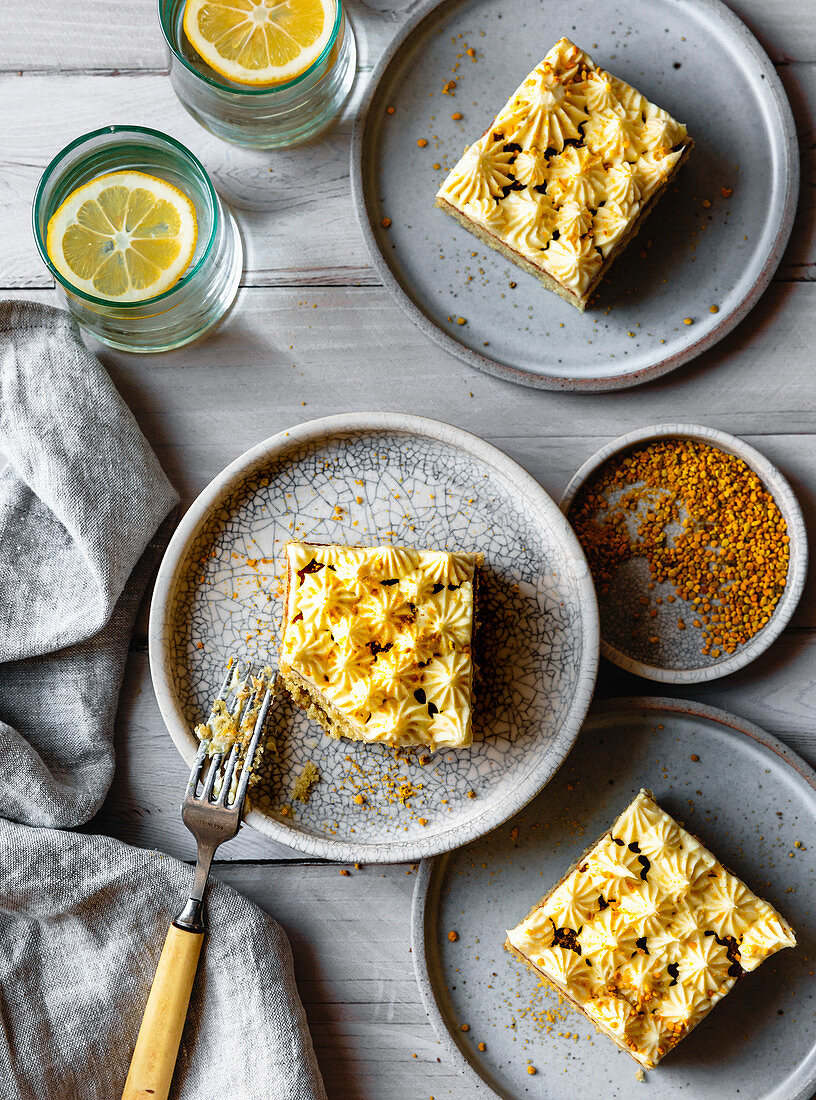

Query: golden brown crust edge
[[434, 197, 587, 312]]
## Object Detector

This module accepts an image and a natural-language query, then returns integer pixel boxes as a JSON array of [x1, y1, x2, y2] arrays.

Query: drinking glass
[[33, 125, 242, 353], [158, 0, 356, 149]]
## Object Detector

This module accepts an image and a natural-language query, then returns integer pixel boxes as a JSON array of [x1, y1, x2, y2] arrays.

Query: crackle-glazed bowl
[[149, 412, 599, 862]]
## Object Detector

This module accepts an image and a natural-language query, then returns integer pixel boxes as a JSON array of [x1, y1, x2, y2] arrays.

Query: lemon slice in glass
[[46, 172, 197, 303], [183, 0, 335, 87]]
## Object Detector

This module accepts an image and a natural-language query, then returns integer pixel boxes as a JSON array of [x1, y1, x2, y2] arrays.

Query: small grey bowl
[[559, 423, 808, 684]]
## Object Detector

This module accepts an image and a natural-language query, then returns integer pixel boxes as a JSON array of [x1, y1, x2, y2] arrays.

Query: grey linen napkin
[[0, 302, 327, 1100]]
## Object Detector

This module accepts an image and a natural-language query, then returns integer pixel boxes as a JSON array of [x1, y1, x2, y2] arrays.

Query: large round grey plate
[[351, 0, 798, 391], [412, 698, 816, 1099], [149, 412, 599, 863]]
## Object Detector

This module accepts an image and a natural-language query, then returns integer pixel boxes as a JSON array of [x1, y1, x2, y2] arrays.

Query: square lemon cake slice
[[279, 542, 479, 749], [436, 37, 694, 311], [505, 790, 795, 1068]]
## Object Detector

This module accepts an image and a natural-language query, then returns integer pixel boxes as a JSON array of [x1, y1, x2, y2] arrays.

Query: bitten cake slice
[[279, 542, 479, 750], [436, 37, 693, 311], [505, 790, 795, 1068]]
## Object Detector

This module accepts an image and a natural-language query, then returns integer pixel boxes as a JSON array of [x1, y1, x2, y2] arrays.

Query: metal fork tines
[[175, 662, 274, 932]]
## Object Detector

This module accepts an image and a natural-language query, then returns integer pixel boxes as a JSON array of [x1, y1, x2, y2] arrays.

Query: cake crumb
[[636, 1068, 645, 1083], [292, 761, 320, 803], [397, 782, 417, 804]]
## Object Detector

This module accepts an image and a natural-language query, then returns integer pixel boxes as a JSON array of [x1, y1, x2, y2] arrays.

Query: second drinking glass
[[159, 0, 357, 148]]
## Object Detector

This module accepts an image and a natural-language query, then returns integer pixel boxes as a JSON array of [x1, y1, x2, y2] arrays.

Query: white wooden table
[[2, 1, 815, 1095]]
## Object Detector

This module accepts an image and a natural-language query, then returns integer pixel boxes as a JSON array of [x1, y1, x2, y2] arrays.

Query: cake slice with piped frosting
[[505, 789, 795, 1068], [279, 542, 479, 750], [435, 37, 693, 311]]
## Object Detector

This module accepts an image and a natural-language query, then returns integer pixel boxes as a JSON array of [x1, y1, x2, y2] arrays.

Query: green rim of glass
[[157, 0, 343, 96], [32, 124, 220, 310]]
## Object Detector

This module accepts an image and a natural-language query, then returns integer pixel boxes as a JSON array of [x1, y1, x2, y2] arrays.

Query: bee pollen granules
[[568, 439, 789, 660]]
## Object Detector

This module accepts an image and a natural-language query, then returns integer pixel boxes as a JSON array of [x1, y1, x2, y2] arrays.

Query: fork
[[122, 662, 274, 1100]]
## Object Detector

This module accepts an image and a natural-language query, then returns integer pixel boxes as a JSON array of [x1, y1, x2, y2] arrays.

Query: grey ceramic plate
[[351, 0, 798, 391], [412, 698, 816, 1100], [149, 412, 599, 862], [559, 424, 808, 684]]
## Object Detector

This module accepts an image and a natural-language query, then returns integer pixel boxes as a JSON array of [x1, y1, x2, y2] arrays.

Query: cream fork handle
[[121, 922, 204, 1100]]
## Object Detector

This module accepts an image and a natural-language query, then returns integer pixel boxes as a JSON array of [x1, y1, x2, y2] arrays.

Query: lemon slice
[[46, 172, 197, 303], [183, 0, 335, 86]]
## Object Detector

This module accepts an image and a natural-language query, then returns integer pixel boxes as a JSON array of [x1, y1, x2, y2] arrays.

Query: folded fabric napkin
[[0, 302, 327, 1100]]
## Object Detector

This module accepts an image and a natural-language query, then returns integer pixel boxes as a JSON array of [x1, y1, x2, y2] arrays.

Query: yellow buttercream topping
[[499, 190, 557, 257], [280, 542, 478, 749], [593, 200, 639, 257], [437, 132, 516, 220], [506, 789, 795, 1069], [543, 233, 603, 291], [436, 36, 692, 297], [495, 63, 587, 153]]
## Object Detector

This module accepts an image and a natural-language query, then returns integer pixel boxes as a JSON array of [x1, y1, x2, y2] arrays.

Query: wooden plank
[[90, 625, 816, 861], [0, 60, 813, 288], [0, 72, 377, 290], [778, 61, 816, 279], [3, 2, 815, 1093], [2, 0, 816, 71], [89, 280, 816, 460], [208, 861, 478, 1099], [0, 0, 399, 73], [8, 280, 816, 456], [596, 633, 816, 774]]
